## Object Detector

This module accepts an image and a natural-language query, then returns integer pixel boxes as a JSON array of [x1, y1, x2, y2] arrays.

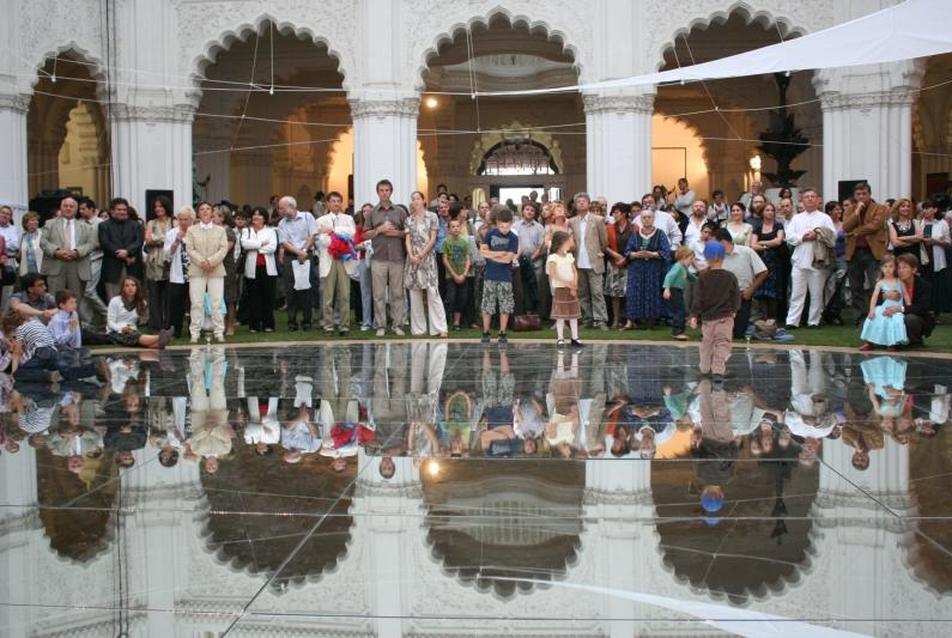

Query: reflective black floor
[[1, 342, 951, 636]]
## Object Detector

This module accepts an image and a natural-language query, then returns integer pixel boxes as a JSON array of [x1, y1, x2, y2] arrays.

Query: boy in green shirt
[[442, 218, 472, 331], [663, 246, 696, 340]]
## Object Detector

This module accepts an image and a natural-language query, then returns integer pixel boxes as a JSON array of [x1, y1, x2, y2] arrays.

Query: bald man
[[277, 195, 317, 331], [40, 196, 97, 305]]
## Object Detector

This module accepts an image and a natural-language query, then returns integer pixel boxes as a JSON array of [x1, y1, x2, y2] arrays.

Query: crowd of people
[[0, 177, 948, 373], [0, 343, 946, 529]]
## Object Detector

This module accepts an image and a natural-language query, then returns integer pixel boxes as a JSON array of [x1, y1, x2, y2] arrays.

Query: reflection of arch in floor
[[422, 460, 585, 599], [199, 444, 356, 589], [36, 448, 118, 563], [651, 452, 819, 605]]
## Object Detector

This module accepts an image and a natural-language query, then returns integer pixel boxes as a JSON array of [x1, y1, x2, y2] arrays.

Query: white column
[[110, 103, 195, 214], [351, 98, 419, 206], [815, 61, 924, 200], [584, 91, 655, 204], [0, 93, 30, 221]]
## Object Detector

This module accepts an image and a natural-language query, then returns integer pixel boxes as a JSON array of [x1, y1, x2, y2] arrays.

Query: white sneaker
[[376, 328, 386, 337], [360, 325, 371, 332], [214, 334, 225, 343], [392, 327, 405, 336]]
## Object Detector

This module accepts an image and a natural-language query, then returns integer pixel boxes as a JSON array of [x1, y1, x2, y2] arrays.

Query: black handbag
[[0, 265, 16, 287]]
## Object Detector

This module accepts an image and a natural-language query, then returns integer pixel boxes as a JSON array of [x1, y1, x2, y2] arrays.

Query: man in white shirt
[[637, 194, 683, 247], [683, 199, 709, 248], [316, 192, 356, 335], [717, 228, 768, 338], [784, 189, 835, 329], [673, 178, 696, 220]]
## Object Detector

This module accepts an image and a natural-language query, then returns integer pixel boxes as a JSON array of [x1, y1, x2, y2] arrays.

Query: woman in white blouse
[[107, 276, 172, 348], [920, 200, 951, 320], [239, 207, 279, 332], [164, 207, 193, 338]]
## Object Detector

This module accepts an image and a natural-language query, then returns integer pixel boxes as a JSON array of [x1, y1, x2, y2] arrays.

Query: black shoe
[[570, 339, 584, 348], [497, 332, 508, 344], [302, 323, 313, 331], [481, 332, 491, 344], [288, 324, 299, 332], [338, 329, 349, 337]]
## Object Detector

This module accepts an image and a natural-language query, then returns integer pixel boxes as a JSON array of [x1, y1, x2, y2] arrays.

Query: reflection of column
[[815, 61, 924, 199], [110, 102, 196, 213], [121, 453, 202, 637], [0, 449, 41, 638], [0, 93, 29, 220], [351, 98, 419, 206], [582, 459, 655, 638], [354, 449, 422, 638], [584, 91, 655, 204]]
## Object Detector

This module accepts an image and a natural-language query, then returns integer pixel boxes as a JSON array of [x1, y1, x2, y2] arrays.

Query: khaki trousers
[[189, 275, 225, 339], [699, 315, 734, 375], [371, 260, 406, 329], [321, 260, 351, 330]]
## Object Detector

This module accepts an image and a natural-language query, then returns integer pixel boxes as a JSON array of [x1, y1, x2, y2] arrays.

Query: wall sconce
[[425, 96, 439, 109]]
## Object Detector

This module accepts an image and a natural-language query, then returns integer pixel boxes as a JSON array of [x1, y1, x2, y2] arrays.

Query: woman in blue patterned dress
[[751, 202, 787, 322], [624, 209, 671, 328]]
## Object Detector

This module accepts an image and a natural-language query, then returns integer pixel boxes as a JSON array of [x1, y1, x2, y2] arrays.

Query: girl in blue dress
[[860, 255, 909, 351]]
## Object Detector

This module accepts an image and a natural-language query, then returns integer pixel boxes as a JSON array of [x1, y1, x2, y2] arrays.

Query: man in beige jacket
[[567, 192, 609, 329], [185, 201, 228, 343]]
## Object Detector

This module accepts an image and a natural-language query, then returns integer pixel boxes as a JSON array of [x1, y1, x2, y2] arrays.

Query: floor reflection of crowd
[[0, 345, 949, 506]]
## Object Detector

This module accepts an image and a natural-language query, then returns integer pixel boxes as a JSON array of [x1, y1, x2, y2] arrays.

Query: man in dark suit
[[98, 198, 144, 300]]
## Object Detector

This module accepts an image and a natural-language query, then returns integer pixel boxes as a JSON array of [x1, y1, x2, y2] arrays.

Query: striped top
[[15, 319, 55, 360]]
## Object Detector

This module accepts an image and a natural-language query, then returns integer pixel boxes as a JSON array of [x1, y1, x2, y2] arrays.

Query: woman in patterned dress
[[624, 209, 671, 329], [751, 202, 787, 322], [405, 191, 448, 336]]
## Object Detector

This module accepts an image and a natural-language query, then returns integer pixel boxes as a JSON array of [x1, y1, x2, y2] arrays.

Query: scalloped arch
[[653, 111, 716, 169], [654, 2, 809, 72], [191, 14, 349, 97], [29, 43, 109, 89], [415, 8, 582, 92]]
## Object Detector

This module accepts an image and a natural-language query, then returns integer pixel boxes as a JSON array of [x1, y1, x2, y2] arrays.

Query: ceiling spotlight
[[425, 96, 439, 109]]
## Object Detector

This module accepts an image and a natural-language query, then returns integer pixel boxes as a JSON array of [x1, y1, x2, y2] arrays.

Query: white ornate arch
[[406, 1, 591, 91], [467, 121, 566, 177], [179, 6, 356, 98], [645, 0, 831, 72]]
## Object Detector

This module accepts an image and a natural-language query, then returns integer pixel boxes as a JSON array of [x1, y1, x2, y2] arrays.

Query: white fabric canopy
[[486, 0, 952, 96]]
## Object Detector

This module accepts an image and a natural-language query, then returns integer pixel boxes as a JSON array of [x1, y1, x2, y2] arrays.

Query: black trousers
[[168, 282, 189, 338], [848, 248, 881, 320], [444, 278, 470, 319], [283, 255, 314, 327], [246, 267, 276, 331], [670, 288, 686, 335], [147, 278, 169, 330], [732, 299, 752, 339]]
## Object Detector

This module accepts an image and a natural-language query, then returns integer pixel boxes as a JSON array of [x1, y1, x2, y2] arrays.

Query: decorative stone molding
[[582, 94, 654, 115], [178, 3, 356, 92], [818, 87, 918, 113], [348, 98, 420, 120], [0, 93, 31, 113], [644, 0, 833, 70], [110, 103, 197, 124], [407, 0, 591, 88], [466, 120, 565, 176]]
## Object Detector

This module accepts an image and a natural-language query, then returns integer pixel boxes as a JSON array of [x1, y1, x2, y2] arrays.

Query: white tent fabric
[[485, 0, 952, 96]]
